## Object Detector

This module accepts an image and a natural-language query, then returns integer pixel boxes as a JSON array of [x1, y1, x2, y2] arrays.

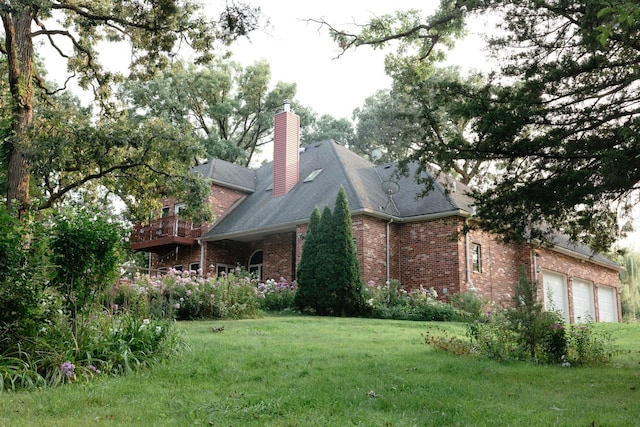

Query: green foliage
[[50, 206, 126, 323], [111, 267, 262, 321], [364, 280, 467, 322], [0, 206, 50, 349], [255, 277, 297, 312], [25, 95, 212, 220], [449, 291, 486, 320], [618, 250, 640, 320], [296, 188, 366, 316], [301, 114, 355, 146], [336, 0, 640, 252], [295, 206, 323, 313], [458, 268, 615, 365], [352, 68, 491, 185], [119, 59, 310, 167]]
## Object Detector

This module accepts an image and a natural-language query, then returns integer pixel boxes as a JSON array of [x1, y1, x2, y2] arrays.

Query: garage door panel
[[597, 286, 618, 323], [543, 271, 569, 323], [571, 279, 595, 323]]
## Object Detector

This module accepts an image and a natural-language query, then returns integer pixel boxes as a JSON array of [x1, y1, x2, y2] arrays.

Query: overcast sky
[[215, 0, 491, 119]]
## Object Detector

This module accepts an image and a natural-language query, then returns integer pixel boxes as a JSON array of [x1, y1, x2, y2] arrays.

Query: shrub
[[428, 267, 615, 366], [0, 206, 50, 350], [364, 280, 466, 322], [112, 267, 262, 320], [256, 277, 297, 312], [450, 291, 487, 320]]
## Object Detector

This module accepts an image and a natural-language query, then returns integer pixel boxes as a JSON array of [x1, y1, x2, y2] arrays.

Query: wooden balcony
[[130, 216, 203, 253]]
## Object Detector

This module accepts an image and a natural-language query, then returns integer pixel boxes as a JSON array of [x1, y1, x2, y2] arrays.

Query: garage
[[542, 271, 570, 323], [571, 279, 595, 323], [597, 285, 619, 322]]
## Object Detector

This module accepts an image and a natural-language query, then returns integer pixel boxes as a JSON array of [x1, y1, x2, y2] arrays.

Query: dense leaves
[[1, 0, 262, 215], [323, 0, 640, 251], [119, 59, 310, 167], [296, 188, 365, 316]]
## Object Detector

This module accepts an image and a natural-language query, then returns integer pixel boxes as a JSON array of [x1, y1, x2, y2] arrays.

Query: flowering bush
[[255, 277, 297, 312], [111, 267, 262, 320], [363, 280, 466, 322]]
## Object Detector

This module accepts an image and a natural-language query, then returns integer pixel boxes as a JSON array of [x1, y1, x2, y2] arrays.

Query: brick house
[[131, 104, 622, 323]]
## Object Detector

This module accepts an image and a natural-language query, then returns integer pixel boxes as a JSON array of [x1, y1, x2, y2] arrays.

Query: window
[[175, 203, 186, 216], [248, 250, 263, 281], [189, 262, 200, 273], [161, 206, 170, 218], [303, 168, 324, 182], [471, 243, 482, 273], [173, 265, 183, 271], [216, 263, 234, 276]]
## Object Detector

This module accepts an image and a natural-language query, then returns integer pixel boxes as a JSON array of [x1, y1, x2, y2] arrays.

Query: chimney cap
[[283, 100, 290, 112]]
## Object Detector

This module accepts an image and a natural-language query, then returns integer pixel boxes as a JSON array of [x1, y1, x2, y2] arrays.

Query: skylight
[[303, 168, 324, 183]]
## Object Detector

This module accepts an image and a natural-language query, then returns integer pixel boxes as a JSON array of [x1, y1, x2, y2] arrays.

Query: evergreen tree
[[295, 187, 365, 316], [295, 206, 322, 312], [314, 205, 336, 315], [328, 187, 365, 316]]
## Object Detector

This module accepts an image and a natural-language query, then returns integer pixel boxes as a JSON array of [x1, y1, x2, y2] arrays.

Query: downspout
[[198, 239, 205, 275], [386, 218, 393, 284], [464, 218, 476, 292]]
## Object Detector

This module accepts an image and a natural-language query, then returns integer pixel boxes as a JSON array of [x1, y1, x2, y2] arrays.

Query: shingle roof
[[197, 140, 621, 271], [192, 158, 256, 192], [201, 139, 472, 242]]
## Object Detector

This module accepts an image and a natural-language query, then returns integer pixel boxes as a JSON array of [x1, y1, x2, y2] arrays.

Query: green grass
[[1, 317, 639, 426]]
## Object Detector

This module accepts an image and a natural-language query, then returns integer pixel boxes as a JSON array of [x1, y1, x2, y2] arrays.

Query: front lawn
[[1, 317, 638, 426]]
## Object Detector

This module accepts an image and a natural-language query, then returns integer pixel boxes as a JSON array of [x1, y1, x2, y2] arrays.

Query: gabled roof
[[192, 158, 256, 192], [201, 139, 472, 242]]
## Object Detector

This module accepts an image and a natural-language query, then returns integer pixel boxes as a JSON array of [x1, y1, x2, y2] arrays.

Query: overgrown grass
[[1, 317, 639, 426]]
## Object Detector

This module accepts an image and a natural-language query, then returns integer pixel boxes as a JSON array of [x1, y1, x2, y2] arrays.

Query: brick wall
[[397, 217, 465, 298], [352, 215, 391, 285], [263, 232, 296, 281], [466, 228, 531, 304], [209, 184, 246, 221]]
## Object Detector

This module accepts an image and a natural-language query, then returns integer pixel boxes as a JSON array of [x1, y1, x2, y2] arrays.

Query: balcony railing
[[130, 215, 202, 246]]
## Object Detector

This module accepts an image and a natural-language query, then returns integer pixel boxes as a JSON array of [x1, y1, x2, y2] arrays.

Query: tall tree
[[119, 59, 308, 167], [295, 206, 321, 312], [301, 114, 355, 147], [320, 0, 640, 252], [0, 0, 261, 216], [352, 67, 491, 186], [327, 186, 365, 316], [24, 91, 212, 220], [295, 188, 365, 316]]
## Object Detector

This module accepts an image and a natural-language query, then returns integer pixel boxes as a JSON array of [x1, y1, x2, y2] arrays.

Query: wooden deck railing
[[130, 215, 202, 244]]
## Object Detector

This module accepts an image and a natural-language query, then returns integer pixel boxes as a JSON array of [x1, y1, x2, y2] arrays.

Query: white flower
[[143, 318, 150, 325]]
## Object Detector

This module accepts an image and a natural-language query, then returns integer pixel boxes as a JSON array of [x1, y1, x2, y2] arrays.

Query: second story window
[[161, 206, 170, 218], [175, 203, 186, 216]]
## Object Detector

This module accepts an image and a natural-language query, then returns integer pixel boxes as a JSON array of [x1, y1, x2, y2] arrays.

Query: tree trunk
[[2, 7, 34, 218]]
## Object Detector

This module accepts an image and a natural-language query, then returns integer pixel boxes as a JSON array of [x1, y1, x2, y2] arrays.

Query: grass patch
[[1, 317, 639, 426]]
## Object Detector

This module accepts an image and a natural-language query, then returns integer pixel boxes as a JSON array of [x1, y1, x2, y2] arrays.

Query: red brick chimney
[[272, 101, 300, 197]]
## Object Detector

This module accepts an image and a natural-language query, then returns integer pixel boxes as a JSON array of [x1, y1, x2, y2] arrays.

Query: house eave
[[200, 221, 299, 243], [544, 245, 623, 272], [353, 208, 471, 223], [210, 179, 255, 193]]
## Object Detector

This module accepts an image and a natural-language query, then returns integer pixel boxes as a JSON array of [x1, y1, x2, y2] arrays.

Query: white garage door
[[597, 285, 619, 322], [571, 279, 595, 323], [543, 271, 570, 323]]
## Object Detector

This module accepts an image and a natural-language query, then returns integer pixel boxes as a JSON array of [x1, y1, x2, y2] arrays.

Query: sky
[[211, 0, 491, 119]]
